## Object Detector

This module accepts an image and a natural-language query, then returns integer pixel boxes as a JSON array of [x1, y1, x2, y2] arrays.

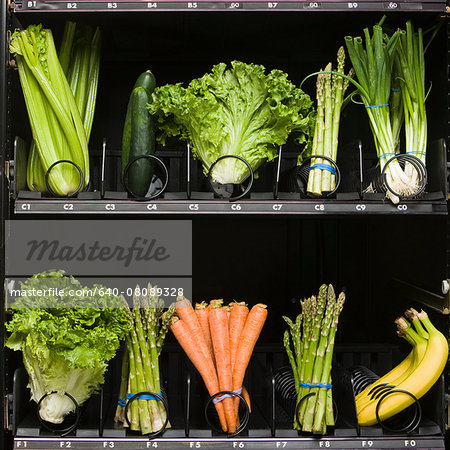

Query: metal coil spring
[[350, 366, 421, 433], [281, 156, 341, 198], [274, 366, 298, 418], [364, 154, 427, 200]]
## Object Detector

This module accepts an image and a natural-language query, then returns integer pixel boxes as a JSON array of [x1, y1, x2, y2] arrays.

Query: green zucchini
[[121, 71, 156, 197]]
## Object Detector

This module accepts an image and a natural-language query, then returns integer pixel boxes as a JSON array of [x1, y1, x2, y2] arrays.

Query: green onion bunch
[[394, 22, 427, 186], [345, 19, 431, 203]]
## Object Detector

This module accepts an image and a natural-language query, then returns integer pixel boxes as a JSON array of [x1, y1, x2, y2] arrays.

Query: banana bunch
[[356, 308, 448, 426]]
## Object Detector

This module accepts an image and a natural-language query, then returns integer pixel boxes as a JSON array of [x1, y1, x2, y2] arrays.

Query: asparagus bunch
[[114, 284, 175, 434], [283, 284, 345, 434], [306, 47, 354, 196]]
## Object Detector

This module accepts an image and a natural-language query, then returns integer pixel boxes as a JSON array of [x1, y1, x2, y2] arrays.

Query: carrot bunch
[[168, 296, 268, 434]]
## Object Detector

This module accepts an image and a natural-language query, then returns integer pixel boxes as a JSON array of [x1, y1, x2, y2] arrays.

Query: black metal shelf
[[13, 198, 449, 215], [12, 436, 446, 449], [12, 0, 446, 12]]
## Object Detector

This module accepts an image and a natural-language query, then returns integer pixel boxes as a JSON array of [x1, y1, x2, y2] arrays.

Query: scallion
[[344, 23, 417, 203]]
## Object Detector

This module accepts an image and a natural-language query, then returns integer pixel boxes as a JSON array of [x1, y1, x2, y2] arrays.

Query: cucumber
[[133, 70, 156, 94], [121, 71, 156, 197]]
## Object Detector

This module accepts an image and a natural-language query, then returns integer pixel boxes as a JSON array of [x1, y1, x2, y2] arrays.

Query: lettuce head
[[6, 271, 129, 424], [148, 61, 314, 184]]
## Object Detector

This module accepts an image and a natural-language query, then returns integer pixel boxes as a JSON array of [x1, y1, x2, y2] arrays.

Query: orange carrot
[[225, 305, 231, 325], [209, 300, 236, 434], [169, 315, 228, 432], [229, 302, 249, 372], [235, 386, 251, 428], [176, 296, 202, 334], [241, 386, 251, 413], [229, 302, 249, 426], [195, 302, 215, 366], [176, 296, 213, 365], [232, 304, 267, 415], [234, 385, 251, 429], [225, 306, 231, 339]]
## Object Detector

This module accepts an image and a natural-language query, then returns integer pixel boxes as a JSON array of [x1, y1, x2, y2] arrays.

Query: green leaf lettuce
[[148, 61, 314, 184], [6, 271, 130, 424]]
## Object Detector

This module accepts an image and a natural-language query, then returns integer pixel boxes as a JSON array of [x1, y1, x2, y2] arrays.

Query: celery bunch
[[11, 23, 101, 196]]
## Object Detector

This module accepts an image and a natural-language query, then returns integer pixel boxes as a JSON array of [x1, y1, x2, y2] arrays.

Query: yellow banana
[[357, 311, 447, 426], [355, 318, 426, 410], [404, 308, 429, 340], [355, 350, 414, 403], [356, 325, 427, 411]]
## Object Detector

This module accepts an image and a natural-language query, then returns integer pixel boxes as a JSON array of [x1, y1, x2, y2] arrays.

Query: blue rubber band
[[378, 153, 396, 159], [299, 382, 332, 389], [213, 388, 242, 405], [391, 89, 402, 92], [365, 103, 389, 109], [406, 151, 426, 156], [117, 398, 126, 407], [126, 393, 162, 401], [309, 163, 336, 175]]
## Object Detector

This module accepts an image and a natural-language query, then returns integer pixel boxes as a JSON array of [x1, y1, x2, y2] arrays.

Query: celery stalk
[[73, 27, 93, 121], [27, 142, 47, 192], [11, 26, 88, 195], [68, 46, 82, 95], [13, 23, 101, 196], [59, 21, 76, 75], [16, 56, 73, 195], [84, 27, 101, 140], [27, 21, 79, 192], [46, 28, 90, 184]]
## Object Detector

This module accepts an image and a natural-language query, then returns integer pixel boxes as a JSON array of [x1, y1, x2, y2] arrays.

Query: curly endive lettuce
[[148, 61, 314, 184], [6, 271, 129, 424]]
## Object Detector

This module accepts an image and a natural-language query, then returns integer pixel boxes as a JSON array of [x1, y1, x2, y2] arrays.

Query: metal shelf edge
[[13, 199, 449, 215], [12, 1, 447, 13], [12, 436, 447, 449]]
